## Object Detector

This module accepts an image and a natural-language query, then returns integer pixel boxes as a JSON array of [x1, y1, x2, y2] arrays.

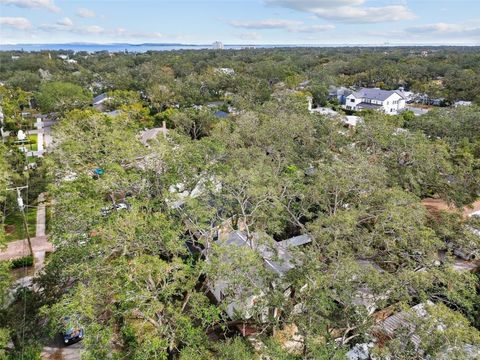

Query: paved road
[[0, 235, 53, 261], [36, 193, 46, 237], [0, 194, 53, 262], [41, 336, 83, 360]]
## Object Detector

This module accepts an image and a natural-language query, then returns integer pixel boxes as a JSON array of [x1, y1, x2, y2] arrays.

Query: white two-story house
[[343, 88, 406, 115]]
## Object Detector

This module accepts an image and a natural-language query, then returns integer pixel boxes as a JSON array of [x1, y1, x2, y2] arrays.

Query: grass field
[[27, 134, 38, 152], [17, 134, 38, 153], [4, 207, 37, 242]]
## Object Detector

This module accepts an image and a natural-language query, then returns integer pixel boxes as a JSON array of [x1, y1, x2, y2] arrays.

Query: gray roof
[[282, 234, 312, 248], [329, 86, 352, 97], [214, 110, 229, 118], [217, 232, 311, 276], [209, 231, 312, 311], [104, 110, 122, 117], [93, 93, 108, 104], [352, 88, 405, 102], [374, 302, 432, 348], [375, 302, 480, 358], [357, 102, 383, 110]]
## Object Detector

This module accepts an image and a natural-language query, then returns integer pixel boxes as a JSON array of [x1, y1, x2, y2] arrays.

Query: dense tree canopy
[[0, 47, 479, 359]]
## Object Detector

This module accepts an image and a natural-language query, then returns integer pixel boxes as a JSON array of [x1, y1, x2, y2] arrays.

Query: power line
[[5, 186, 34, 263]]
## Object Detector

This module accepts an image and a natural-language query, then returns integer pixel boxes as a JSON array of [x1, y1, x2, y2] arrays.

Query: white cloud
[[0, 0, 60, 12], [81, 25, 104, 34], [56, 17, 73, 27], [39, 21, 104, 35], [265, 0, 364, 9], [362, 21, 480, 44], [295, 24, 335, 32], [264, 0, 415, 23], [230, 19, 302, 30], [0, 16, 32, 30], [313, 5, 415, 23], [229, 19, 334, 32], [37, 21, 166, 39], [406, 22, 480, 35], [76, 7, 96, 18]]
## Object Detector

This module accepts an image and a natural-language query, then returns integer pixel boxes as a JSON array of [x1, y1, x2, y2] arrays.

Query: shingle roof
[[209, 232, 312, 318], [353, 88, 405, 102], [217, 232, 312, 276]]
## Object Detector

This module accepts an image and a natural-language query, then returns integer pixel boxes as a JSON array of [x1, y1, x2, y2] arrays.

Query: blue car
[[62, 317, 84, 345]]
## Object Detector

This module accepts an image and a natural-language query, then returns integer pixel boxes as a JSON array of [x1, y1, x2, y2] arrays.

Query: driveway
[[41, 335, 83, 360], [0, 236, 53, 261]]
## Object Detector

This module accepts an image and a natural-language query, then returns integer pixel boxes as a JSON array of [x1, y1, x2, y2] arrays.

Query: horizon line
[[1, 42, 479, 48]]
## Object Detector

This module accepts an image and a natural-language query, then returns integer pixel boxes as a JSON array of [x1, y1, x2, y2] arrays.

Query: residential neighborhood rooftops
[[209, 231, 312, 319], [352, 88, 406, 102], [216, 231, 312, 276]]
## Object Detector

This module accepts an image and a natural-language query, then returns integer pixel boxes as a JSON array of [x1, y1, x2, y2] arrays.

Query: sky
[[0, 0, 479, 45]]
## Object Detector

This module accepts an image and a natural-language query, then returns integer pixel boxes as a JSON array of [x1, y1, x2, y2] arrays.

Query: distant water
[[0, 43, 311, 53]]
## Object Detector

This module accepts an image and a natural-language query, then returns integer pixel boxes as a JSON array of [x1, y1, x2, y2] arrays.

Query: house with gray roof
[[371, 301, 480, 359], [208, 231, 312, 320], [328, 86, 353, 105], [343, 88, 406, 115], [92, 93, 110, 109]]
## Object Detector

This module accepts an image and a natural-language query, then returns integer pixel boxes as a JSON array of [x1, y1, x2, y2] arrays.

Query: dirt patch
[[422, 198, 480, 219], [4, 225, 15, 235]]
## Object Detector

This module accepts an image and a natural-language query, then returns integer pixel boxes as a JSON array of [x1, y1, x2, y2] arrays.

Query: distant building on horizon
[[212, 41, 224, 50]]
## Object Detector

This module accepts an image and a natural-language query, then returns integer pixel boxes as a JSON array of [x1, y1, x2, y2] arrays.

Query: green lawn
[[4, 207, 37, 242], [27, 134, 38, 152], [17, 135, 38, 153], [45, 205, 51, 235], [27, 156, 37, 164]]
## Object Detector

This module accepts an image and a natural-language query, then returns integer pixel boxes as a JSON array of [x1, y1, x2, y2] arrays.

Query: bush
[[10, 255, 34, 269]]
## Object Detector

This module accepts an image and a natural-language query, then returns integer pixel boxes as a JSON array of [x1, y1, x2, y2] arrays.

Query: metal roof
[[92, 93, 108, 104], [374, 302, 432, 348]]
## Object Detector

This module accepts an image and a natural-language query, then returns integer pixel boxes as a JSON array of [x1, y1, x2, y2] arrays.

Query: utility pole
[[6, 186, 34, 264]]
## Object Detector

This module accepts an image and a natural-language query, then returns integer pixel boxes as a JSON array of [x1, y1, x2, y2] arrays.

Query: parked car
[[61, 316, 84, 345]]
